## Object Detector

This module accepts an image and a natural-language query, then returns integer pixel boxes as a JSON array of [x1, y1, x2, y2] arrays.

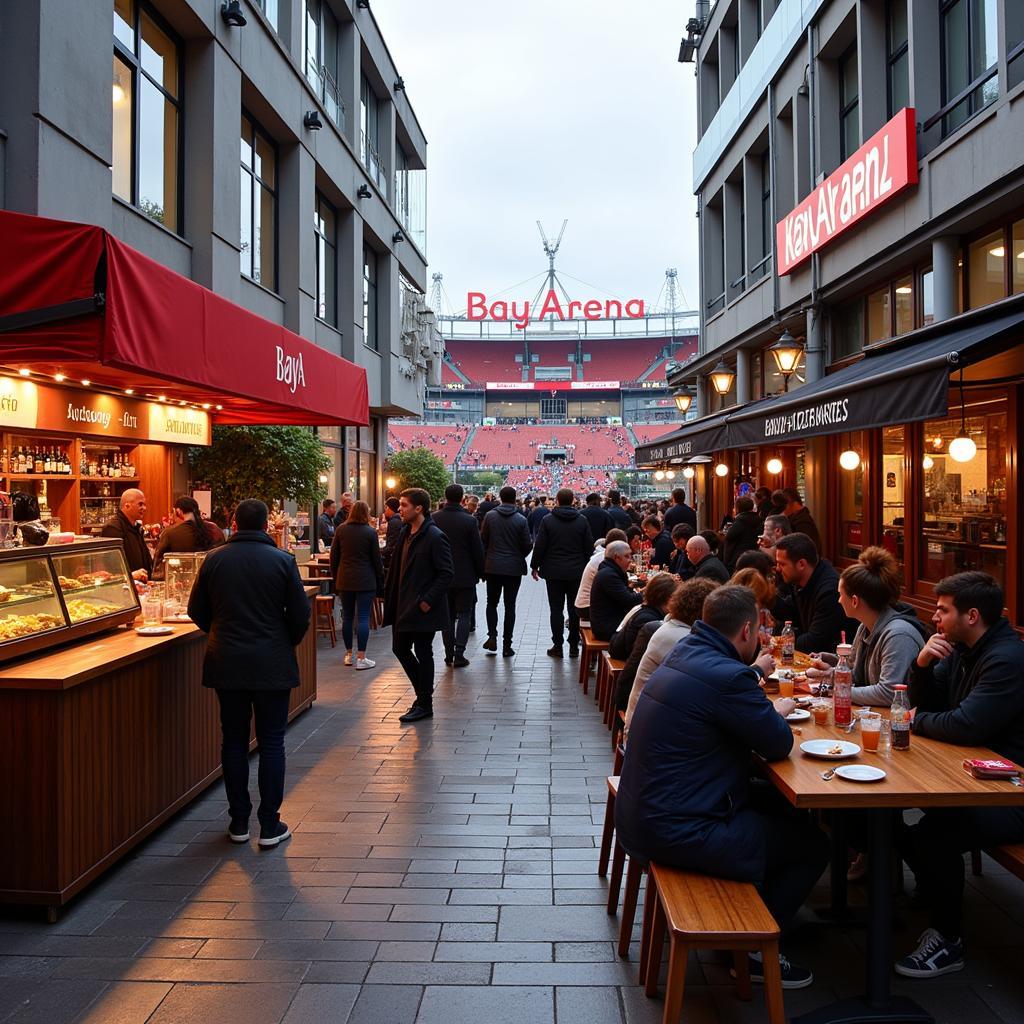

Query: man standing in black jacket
[[433, 483, 485, 668], [381, 497, 402, 571], [723, 496, 761, 572], [531, 488, 594, 658], [772, 533, 856, 653], [581, 492, 613, 541], [895, 573, 1024, 979], [606, 490, 632, 531], [475, 492, 499, 528], [383, 489, 455, 723], [188, 499, 311, 848], [527, 495, 550, 539], [589, 540, 643, 641], [101, 488, 153, 581], [663, 487, 697, 532], [481, 485, 532, 657]]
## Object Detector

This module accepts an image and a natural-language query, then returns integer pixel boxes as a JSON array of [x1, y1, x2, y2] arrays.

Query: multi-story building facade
[[0, 0, 436, 509], [638, 0, 1024, 622]]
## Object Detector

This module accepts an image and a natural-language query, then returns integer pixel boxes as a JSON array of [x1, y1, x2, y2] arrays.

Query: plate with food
[[786, 709, 811, 722], [835, 765, 886, 783], [800, 739, 861, 760]]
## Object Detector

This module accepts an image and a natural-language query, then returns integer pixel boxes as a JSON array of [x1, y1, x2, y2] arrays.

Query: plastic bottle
[[890, 683, 911, 750], [780, 621, 795, 666], [832, 644, 853, 727]]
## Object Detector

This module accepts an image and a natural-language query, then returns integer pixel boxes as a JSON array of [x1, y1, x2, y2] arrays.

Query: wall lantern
[[839, 450, 861, 471], [672, 386, 693, 414], [769, 329, 804, 391], [682, 466, 695, 479], [714, 462, 730, 478], [765, 456, 783, 475], [708, 360, 735, 396]]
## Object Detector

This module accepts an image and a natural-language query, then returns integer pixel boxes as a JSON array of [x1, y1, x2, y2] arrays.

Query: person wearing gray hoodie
[[805, 546, 928, 706]]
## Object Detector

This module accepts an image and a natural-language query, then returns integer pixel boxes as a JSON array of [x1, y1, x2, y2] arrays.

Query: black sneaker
[[502, 645, 515, 657], [258, 821, 291, 848], [569, 645, 579, 659], [400, 704, 433, 723], [453, 654, 470, 668], [732, 951, 813, 989], [547, 646, 563, 658], [443, 652, 454, 666], [895, 929, 965, 978], [482, 636, 497, 654], [227, 819, 250, 843]]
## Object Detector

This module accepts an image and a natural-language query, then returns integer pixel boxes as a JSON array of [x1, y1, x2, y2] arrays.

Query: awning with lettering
[[636, 296, 1024, 463], [0, 210, 368, 426]]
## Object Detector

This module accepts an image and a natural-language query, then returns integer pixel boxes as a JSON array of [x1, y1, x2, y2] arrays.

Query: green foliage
[[386, 447, 450, 503], [460, 470, 504, 490], [188, 425, 331, 518]]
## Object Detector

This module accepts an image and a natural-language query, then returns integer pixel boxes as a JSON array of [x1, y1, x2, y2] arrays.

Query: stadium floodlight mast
[[531, 220, 574, 319]]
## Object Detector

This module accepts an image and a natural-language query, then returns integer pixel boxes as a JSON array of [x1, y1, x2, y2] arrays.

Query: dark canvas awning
[[634, 411, 730, 466], [636, 297, 1024, 465]]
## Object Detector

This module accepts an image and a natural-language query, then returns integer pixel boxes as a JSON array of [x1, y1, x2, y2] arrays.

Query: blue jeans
[[216, 688, 290, 831], [340, 589, 375, 653]]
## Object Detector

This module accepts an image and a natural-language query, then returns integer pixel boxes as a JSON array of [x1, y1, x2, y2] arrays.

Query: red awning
[[0, 210, 368, 426]]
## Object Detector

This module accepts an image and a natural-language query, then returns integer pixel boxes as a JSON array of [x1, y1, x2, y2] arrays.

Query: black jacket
[[607, 505, 632, 531], [615, 617, 663, 710], [433, 502, 485, 588], [481, 504, 532, 577], [383, 517, 454, 633], [610, 605, 663, 661], [475, 499, 499, 528], [531, 505, 594, 581], [330, 521, 384, 594], [787, 506, 822, 552], [382, 513, 403, 570], [318, 512, 336, 550], [723, 510, 761, 572], [911, 617, 1024, 764], [589, 559, 642, 641], [188, 530, 311, 690], [101, 510, 153, 576], [691, 553, 730, 584], [664, 501, 697, 532], [771, 559, 856, 654], [668, 547, 693, 580], [648, 530, 675, 569], [581, 504, 613, 541], [527, 505, 550, 538]]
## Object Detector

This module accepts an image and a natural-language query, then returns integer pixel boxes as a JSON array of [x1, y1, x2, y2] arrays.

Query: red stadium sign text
[[466, 289, 645, 330]]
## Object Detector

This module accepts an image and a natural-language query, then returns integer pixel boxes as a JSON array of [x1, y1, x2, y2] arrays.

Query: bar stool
[[579, 626, 608, 696], [314, 594, 336, 647]]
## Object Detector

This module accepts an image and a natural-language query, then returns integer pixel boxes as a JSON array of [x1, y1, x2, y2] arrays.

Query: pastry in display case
[[0, 539, 142, 662]]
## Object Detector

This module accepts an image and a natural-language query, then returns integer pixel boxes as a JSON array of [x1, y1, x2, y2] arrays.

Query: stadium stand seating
[[462, 425, 633, 468], [505, 467, 555, 493], [445, 340, 526, 384], [579, 337, 668, 383], [527, 340, 578, 381], [630, 422, 685, 445], [441, 360, 466, 384], [388, 424, 471, 466]]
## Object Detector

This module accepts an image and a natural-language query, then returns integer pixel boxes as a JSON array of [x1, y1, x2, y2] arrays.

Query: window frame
[[362, 244, 378, 351], [938, 0, 999, 137], [303, 0, 344, 129], [240, 111, 279, 292], [885, 0, 910, 118], [838, 43, 860, 163], [314, 191, 337, 327], [360, 75, 385, 192], [112, 0, 184, 234]]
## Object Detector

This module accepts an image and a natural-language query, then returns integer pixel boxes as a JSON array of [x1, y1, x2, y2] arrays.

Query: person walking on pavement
[[433, 483, 485, 668], [330, 500, 384, 670], [188, 499, 311, 848], [481, 485, 532, 657], [476, 491, 499, 527], [581, 492, 612, 542], [383, 488, 454, 723], [527, 494, 550, 539], [381, 497, 402, 572], [531, 487, 594, 659]]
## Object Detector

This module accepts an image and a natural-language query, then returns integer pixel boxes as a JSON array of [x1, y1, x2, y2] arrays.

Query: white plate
[[135, 625, 174, 636], [834, 764, 887, 783], [800, 739, 861, 760], [162, 613, 192, 623], [786, 709, 811, 722]]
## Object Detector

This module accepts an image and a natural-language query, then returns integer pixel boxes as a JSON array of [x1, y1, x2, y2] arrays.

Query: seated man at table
[[588, 540, 642, 641], [616, 585, 829, 989], [896, 571, 1024, 978]]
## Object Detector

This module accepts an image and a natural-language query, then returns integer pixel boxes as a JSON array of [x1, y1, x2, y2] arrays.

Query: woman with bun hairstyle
[[151, 495, 224, 578], [805, 546, 929, 706]]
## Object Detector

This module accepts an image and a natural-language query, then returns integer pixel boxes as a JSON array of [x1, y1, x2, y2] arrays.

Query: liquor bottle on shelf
[[0, 447, 6, 474], [44, 448, 52, 474], [80, 451, 88, 476], [33, 447, 44, 474], [63, 449, 71, 474], [88, 453, 98, 477], [114, 452, 122, 478]]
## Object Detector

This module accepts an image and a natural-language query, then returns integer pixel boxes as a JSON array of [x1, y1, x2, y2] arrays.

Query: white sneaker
[[356, 657, 376, 670], [343, 651, 353, 666]]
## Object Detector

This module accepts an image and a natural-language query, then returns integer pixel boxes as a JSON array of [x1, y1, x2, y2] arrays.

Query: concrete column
[[805, 305, 825, 383], [794, 92, 812, 200], [774, 106, 795, 219], [742, 154, 762, 272], [694, 379, 706, 420], [735, 348, 751, 405], [338, 208, 363, 362], [909, 0, 942, 154], [719, 27, 738, 96], [339, 19, 360, 153], [932, 235, 959, 322], [277, 142, 316, 337], [379, 97, 396, 204], [857, 2, 887, 138], [724, 177, 744, 301]]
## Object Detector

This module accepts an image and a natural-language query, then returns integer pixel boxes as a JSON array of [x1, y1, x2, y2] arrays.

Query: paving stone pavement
[[2, 576, 1024, 1022]]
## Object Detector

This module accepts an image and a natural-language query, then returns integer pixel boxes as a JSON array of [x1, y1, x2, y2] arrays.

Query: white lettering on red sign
[[276, 346, 307, 394], [776, 108, 918, 275]]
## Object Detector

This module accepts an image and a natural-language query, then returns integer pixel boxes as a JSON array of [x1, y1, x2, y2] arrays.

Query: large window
[[362, 245, 378, 350], [1013, 220, 1024, 296], [314, 193, 337, 325], [303, 0, 343, 128], [240, 114, 277, 289], [839, 44, 859, 163], [112, 0, 181, 231], [1009, 6, 1024, 91], [835, 276, 918, 361], [921, 397, 1007, 585], [394, 145, 427, 254], [253, 0, 278, 31], [967, 230, 1006, 308], [886, 1, 909, 118], [882, 426, 906, 563], [360, 76, 385, 192], [940, 0, 998, 136]]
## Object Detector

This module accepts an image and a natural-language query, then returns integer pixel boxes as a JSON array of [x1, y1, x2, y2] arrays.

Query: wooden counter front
[[0, 589, 319, 916]]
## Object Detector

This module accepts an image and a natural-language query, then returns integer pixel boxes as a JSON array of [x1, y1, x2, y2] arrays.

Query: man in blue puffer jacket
[[616, 585, 828, 990]]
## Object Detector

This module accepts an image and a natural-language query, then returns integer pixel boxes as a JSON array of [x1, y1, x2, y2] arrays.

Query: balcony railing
[[361, 132, 387, 194]]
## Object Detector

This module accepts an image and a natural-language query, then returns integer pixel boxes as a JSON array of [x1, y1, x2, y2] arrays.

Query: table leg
[[792, 809, 932, 1024], [816, 811, 851, 920]]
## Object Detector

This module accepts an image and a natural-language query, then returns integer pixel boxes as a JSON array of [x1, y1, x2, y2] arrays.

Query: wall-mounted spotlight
[[303, 110, 323, 130], [678, 18, 702, 63], [220, 1, 246, 27], [357, 184, 372, 199], [392, 230, 404, 244], [394, 77, 405, 92], [356, 0, 370, 8]]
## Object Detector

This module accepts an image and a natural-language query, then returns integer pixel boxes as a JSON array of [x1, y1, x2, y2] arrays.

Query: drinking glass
[[140, 595, 163, 627], [811, 702, 830, 727], [778, 676, 795, 699], [860, 711, 882, 751]]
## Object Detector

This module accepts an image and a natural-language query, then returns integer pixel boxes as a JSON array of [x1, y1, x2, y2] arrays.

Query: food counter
[[0, 581, 319, 918]]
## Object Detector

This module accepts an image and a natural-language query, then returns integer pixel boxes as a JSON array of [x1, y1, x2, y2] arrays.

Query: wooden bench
[[599, 775, 646, 962], [612, 710, 626, 752], [988, 844, 1024, 880], [578, 627, 609, 696], [598, 651, 627, 730], [643, 864, 785, 1024]]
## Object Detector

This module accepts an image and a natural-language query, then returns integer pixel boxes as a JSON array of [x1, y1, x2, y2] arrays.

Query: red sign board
[[776, 108, 917, 275]]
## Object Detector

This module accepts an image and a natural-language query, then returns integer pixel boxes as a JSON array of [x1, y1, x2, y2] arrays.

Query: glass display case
[[0, 539, 140, 662], [162, 552, 208, 620]]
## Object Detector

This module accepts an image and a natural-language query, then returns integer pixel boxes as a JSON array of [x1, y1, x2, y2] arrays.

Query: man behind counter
[[101, 487, 152, 581]]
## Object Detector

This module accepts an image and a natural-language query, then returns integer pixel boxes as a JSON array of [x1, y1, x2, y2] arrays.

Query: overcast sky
[[372, 0, 700, 318]]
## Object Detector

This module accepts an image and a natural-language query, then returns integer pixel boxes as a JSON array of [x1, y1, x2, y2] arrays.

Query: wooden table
[[759, 713, 1024, 1023]]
